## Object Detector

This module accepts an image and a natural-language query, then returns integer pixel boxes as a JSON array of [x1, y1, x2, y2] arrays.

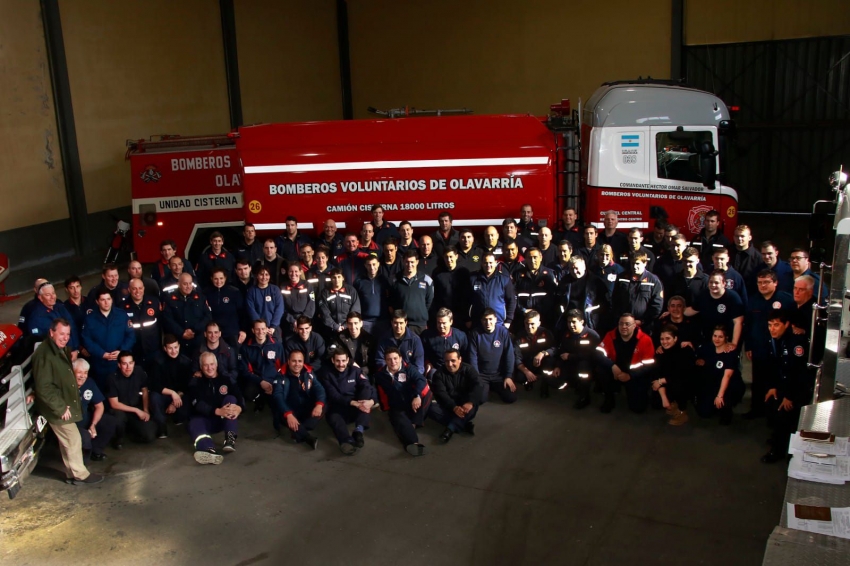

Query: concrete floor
[[0, 276, 787, 566]]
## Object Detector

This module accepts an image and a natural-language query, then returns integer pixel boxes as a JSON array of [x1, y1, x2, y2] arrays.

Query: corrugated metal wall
[[685, 35, 850, 213]]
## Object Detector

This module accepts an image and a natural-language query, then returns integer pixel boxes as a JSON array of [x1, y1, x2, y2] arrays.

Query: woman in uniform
[[694, 325, 744, 425], [591, 244, 624, 294], [651, 324, 693, 425]]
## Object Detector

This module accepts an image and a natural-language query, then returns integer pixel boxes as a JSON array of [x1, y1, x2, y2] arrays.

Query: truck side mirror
[[699, 141, 718, 189]]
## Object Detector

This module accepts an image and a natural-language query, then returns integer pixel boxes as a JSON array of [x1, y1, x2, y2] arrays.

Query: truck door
[[650, 126, 718, 189]]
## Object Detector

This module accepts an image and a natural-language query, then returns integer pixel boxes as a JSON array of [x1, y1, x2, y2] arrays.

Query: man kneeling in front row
[[428, 349, 482, 443], [188, 351, 242, 465]]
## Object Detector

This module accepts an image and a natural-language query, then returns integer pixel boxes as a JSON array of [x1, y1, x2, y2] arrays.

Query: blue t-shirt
[[78, 377, 105, 428]]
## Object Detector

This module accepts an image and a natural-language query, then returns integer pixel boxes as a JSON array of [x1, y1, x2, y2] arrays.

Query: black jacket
[[432, 362, 482, 409]]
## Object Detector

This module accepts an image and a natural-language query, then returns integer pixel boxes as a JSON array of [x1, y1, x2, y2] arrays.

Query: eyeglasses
[[618, 322, 635, 327], [789, 256, 808, 261]]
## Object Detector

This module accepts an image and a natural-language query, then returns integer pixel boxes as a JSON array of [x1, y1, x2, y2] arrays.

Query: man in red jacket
[[597, 313, 655, 414]]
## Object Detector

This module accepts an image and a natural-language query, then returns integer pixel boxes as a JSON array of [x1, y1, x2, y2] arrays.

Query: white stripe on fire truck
[[243, 156, 549, 174]]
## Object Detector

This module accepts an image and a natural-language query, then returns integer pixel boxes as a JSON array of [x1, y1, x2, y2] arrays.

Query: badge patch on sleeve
[[794, 346, 804, 357]]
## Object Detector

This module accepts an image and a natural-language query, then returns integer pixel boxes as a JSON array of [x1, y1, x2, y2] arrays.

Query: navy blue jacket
[[374, 361, 430, 410], [421, 328, 469, 372], [188, 374, 243, 417], [745, 290, 795, 357], [245, 285, 284, 329], [239, 337, 285, 387], [376, 328, 425, 374], [204, 284, 246, 338], [318, 365, 373, 409], [120, 295, 161, 363], [284, 333, 326, 372], [81, 309, 135, 378], [274, 369, 326, 416], [161, 289, 212, 346], [391, 272, 434, 327], [193, 341, 239, 385], [26, 302, 80, 350], [469, 270, 517, 325], [354, 275, 391, 322], [469, 325, 515, 379], [281, 281, 316, 328]]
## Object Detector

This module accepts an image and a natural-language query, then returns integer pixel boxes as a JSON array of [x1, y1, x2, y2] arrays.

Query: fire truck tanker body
[[129, 81, 737, 263]]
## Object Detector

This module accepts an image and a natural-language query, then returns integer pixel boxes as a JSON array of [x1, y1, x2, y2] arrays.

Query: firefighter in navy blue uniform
[[281, 263, 316, 336], [390, 250, 434, 334], [239, 319, 285, 426], [326, 312, 376, 380], [374, 347, 431, 456], [599, 212, 629, 265], [515, 247, 557, 329], [499, 239, 527, 283], [517, 204, 541, 239], [275, 349, 326, 449], [376, 311, 425, 373], [513, 310, 557, 395], [597, 313, 656, 414], [711, 248, 748, 307], [380, 238, 403, 281], [611, 252, 663, 337], [456, 230, 484, 272], [121, 279, 161, 372], [577, 224, 602, 264], [336, 232, 368, 283], [421, 308, 469, 377], [417, 235, 439, 277], [429, 349, 482, 443], [354, 255, 391, 336], [731, 225, 762, 293], [482, 226, 505, 261], [316, 219, 345, 258], [432, 212, 460, 259], [319, 349, 374, 455], [307, 249, 334, 290], [743, 270, 795, 419], [761, 311, 812, 463], [285, 316, 326, 373], [685, 271, 745, 349], [432, 247, 472, 329], [275, 216, 313, 262], [63, 276, 94, 334], [106, 352, 157, 445], [690, 210, 732, 271], [26, 283, 81, 351], [693, 325, 745, 424], [668, 247, 708, 307], [371, 205, 399, 245], [256, 239, 287, 287], [654, 235, 687, 300], [18, 278, 46, 329], [317, 269, 361, 338], [549, 241, 574, 286], [554, 310, 602, 409], [470, 253, 517, 329], [148, 335, 192, 434], [74, 359, 117, 461], [161, 273, 212, 352], [233, 259, 255, 301], [192, 322, 239, 386], [559, 256, 612, 334], [619, 228, 656, 273], [235, 223, 264, 266], [204, 268, 246, 348], [187, 352, 243, 465], [82, 290, 136, 391], [86, 265, 130, 305], [150, 239, 195, 286], [195, 231, 236, 284], [556, 207, 583, 251], [469, 309, 516, 404]]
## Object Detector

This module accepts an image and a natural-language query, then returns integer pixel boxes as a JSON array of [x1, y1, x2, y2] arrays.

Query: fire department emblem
[[83, 390, 93, 400], [717, 304, 726, 313], [452, 343, 459, 349], [716, 361, 723, 369], [219, 385, 228, 395], [772, 301, 782, 309], [686, 205, 713, 235], [222, 297, 230, 304], [140, 164, 162, 183], [398, 372, 407, 383], [794, 346, 804, 357], [147, 308, 155, 316], [493, 340, 501, 348], [472, 255, 480, 263], [265, 295, 272, 302]]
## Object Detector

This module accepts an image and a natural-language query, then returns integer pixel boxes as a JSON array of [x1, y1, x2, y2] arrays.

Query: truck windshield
[[656, 130, 713, 183]]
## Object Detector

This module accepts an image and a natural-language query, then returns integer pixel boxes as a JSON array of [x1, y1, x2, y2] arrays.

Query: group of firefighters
[[24, 203, 819, 484]]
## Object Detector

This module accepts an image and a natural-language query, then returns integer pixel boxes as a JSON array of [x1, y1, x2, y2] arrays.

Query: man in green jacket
[[33, 318, 104, 485]]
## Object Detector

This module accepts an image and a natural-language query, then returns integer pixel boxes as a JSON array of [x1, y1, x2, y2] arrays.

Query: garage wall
[[59, 0, 231, 215], [347, 0, 671, 118], [236, 0, 342, 124], [0, 0, 67, 231], [685, 0, 850, 45]]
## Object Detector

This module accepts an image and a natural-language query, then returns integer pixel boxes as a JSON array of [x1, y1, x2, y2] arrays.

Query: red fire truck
[[128, 80, 737, 263]]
